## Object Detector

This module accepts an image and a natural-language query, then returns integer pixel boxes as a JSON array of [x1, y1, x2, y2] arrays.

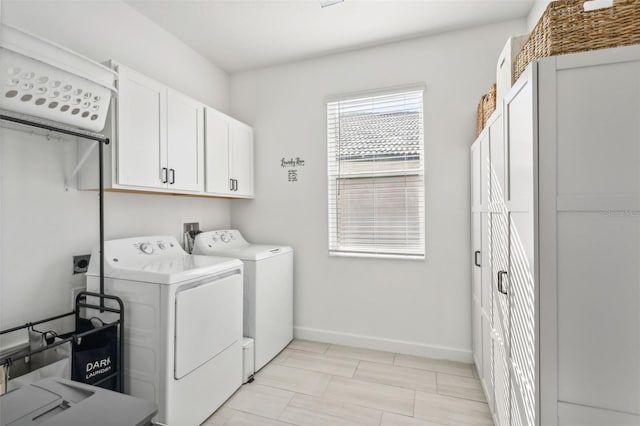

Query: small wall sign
[[281, 157, 305, 183], [281, 157, 305, 168]]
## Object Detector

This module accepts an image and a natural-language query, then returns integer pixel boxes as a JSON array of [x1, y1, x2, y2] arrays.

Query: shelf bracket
[[65, 142, 97, 191]]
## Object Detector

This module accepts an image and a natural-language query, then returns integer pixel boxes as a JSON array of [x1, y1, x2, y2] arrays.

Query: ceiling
[[126, 0, 534, 74]]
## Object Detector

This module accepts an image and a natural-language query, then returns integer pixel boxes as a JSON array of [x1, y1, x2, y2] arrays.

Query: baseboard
[[294, 326, 473, 363]]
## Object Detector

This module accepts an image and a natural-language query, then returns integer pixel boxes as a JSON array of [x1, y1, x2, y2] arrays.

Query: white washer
[[193, 230, 293, 371], [86, 236, 243, 426]]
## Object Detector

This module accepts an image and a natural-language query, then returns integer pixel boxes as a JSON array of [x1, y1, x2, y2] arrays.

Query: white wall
[[229, 19, 526, 361], [1, 0, 229, 110], [0, 0, 230, 347], [527, 0, 553, 31]]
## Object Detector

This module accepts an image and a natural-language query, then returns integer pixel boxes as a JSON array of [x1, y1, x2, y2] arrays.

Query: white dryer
[[86, 236, 243, 426], [193, 230, 293, 371]]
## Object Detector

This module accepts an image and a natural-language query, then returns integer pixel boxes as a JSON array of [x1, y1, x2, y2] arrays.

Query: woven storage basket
[[482, 84, 497, 124], [475, 84, 497, 137], [514, 0, 640, 81], [476, 95, 486, 137]]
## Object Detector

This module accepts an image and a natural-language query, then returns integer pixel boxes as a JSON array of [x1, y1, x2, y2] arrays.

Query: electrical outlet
[[73, 254, 91, 274]]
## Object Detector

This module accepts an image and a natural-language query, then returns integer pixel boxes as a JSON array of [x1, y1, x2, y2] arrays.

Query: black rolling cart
[[0, 291, 124, 392]]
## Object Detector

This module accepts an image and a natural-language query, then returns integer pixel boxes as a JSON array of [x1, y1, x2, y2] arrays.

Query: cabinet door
[[116, 65, 166, 189], [493, 327, 511, 426], [166, 89, 204, 192], [472, 211, 482, 302], [544, 50, 640, 423], [480, 130, 490, 208], [505, 70, 536, 426], [471, 140, 483, 380], [480, 121, 493, 315], [204, 107, 231, 195], [488, 114, 505, 206], [489, 108, 511, 426], [471, 140, 482, 305], [230, 121, 254, 197], [471, 140, 482, 210], [481, 313, 494, 409], [472, 300, 482, 376]]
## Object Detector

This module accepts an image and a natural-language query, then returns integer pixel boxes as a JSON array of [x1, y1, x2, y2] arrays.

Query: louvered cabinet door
[[488, 99, 510, 426], [505, 66, 537, 426], [482, 111, 499, 412], [471, 137, 484, 379]]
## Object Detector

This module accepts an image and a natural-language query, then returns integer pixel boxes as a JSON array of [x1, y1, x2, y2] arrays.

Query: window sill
[[329, 251, 425, 261]]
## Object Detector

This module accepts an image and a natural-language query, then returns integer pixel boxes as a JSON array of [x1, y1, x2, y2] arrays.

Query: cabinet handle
[[497, 271, 508, 295], [229, 179, 234, 191], [169, 169, 175, 185], [161, 167, 168, 184], [234, 179, 238, 191], [474, 251, 481, 267]]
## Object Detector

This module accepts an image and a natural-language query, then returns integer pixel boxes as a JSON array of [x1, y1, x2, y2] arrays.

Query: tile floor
[[203, 340, 494, 426]]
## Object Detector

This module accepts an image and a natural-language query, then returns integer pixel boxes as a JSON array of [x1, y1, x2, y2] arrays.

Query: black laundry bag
[[70, 318, 119, 391]]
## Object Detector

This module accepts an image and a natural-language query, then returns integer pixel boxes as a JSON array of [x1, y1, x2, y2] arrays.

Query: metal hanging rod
[[0, 113, 109, 144], [0, 112, 108, 307]]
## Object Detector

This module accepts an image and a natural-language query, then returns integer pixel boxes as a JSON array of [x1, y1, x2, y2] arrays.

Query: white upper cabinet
[[205, 107, 254, 198], [78, 62, 243, 198], [114, 63, 204, 193], [229, 121, 254, 197], [204, 108, 231, 194], [116, 65, 166, 189], [166, 89, 204, 192]]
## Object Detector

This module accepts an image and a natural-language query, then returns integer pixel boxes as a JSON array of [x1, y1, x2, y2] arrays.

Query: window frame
[[325, 84, 427, 260]]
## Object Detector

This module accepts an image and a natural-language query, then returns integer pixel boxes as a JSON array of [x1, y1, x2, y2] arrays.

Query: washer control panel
[[132, 238, 179, 255], [197, 229, 247, 250]]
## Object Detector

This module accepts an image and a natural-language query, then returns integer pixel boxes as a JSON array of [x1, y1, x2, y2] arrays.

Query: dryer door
[[174, 270, 242, 379]]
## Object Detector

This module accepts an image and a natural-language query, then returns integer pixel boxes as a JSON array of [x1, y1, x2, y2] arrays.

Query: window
[[327, 87, 425, 259]]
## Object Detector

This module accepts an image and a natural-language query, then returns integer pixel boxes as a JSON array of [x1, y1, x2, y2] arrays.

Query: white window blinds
[[327, 89, 425, 259]]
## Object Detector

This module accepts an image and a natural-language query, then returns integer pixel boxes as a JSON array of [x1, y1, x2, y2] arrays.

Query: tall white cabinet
[[470, 45, 640, 426], [471, 109, 499, 413]]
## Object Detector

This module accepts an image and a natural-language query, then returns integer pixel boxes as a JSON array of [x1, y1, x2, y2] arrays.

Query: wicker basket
[[483, 84, 497, 124], [514, 0, 640, 81], [475, 84, 497, 137], [476, 95, 486, 137]]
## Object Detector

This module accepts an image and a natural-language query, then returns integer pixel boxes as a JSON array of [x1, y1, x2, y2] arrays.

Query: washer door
[[174, 270, 242, 379]]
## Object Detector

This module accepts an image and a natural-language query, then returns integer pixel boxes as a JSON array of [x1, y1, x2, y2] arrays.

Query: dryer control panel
[[204, 230, 248, 248], [101, 236, 185, 258]]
